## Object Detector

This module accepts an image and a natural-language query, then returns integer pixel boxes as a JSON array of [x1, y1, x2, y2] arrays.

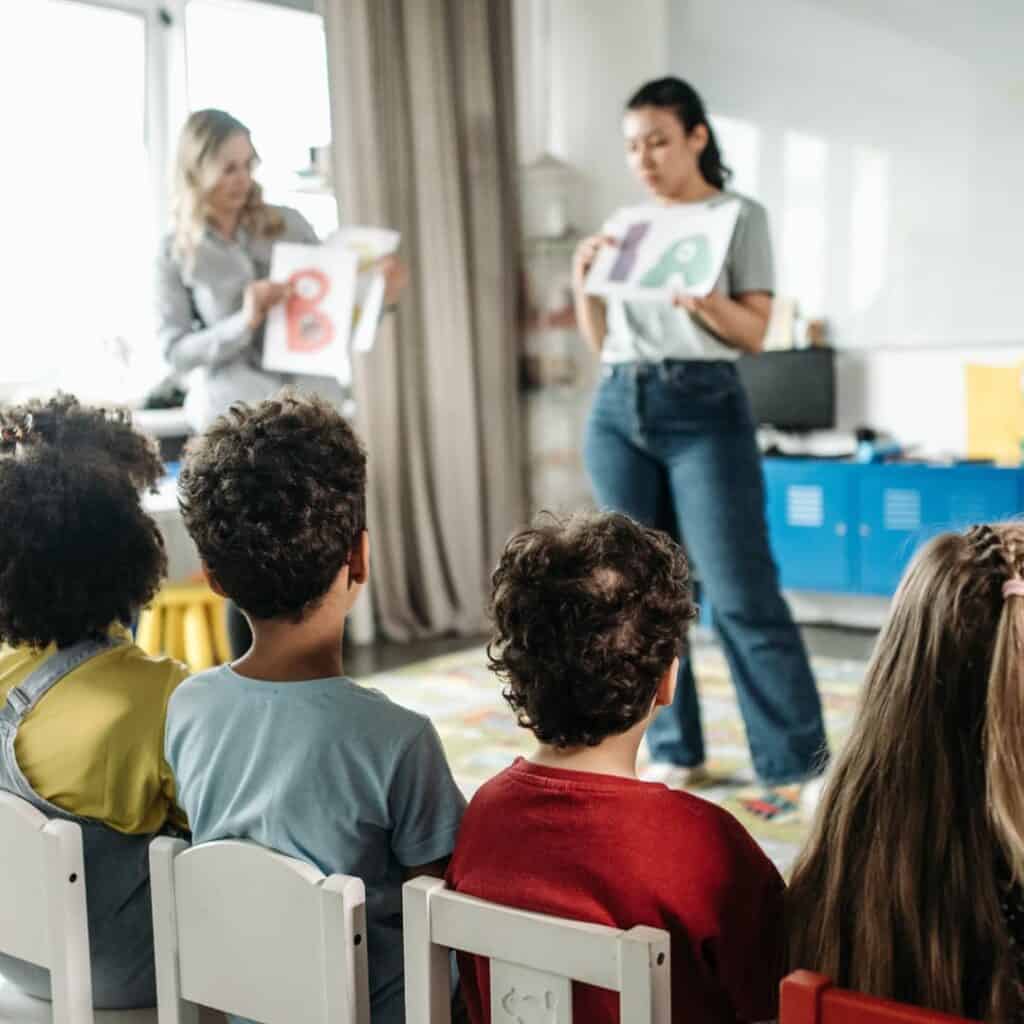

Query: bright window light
[[185, 0, 338, 239], [0, 0, 156, 402]]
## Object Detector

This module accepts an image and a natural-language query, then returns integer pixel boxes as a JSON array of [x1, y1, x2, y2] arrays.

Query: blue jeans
[[583, 360, 828, 785]]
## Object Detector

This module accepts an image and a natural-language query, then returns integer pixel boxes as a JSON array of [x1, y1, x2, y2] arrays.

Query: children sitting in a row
[[2, 390, 1022, 1023]]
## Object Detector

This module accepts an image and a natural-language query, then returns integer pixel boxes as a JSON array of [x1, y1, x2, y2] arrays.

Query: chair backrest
[[149, 838, 369, 1024], [402, 877, 671, 1024], [781, 971, 977, 1024], [0, 792, 92, 1024]]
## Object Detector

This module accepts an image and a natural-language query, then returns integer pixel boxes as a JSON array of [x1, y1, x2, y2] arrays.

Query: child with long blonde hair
[[787, 522, 1024, 1021]]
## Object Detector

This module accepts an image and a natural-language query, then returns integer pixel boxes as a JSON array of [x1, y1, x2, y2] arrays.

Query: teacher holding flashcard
[[156, 109, 407, 433], [573, 77, 827, 816]]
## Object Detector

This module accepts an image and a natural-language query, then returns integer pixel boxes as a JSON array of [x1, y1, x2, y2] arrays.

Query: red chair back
[[781, 971, 976, 1024]]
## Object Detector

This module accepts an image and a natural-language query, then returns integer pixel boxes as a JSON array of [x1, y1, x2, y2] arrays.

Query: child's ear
[[347, 530, 370, 588], [201, 563, 227, 598], [654, 656, 679, 708]]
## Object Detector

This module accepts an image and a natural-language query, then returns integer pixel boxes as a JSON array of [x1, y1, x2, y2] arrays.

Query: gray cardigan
[[155, 205, 347, 430]]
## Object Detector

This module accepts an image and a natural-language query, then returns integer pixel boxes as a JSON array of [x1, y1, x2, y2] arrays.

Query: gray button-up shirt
[[156, 205, 347, 430]]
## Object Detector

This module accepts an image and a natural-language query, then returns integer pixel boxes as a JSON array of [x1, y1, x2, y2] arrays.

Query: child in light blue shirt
[[166, 394, 466, 1023]]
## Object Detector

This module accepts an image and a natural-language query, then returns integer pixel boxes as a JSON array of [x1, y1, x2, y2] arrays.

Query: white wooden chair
[[0, 792, 156, 1024], [149, 838, 370, 1024], [0, 792, 91, 1024], [402, 877, 671, 1024]]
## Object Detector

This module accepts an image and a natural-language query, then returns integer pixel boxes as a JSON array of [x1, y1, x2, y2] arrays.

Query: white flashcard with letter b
[[262, 242, 358, 382]]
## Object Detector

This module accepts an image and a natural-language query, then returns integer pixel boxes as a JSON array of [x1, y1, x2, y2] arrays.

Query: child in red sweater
[[447, 511, 784, 1024]]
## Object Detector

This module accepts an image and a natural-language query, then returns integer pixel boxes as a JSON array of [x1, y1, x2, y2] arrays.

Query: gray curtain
[[322, 0, 525, 640]]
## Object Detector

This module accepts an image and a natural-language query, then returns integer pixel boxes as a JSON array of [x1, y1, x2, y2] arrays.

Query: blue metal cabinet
[[857, 464, 1024, 594], [762, 459, 1024, 598], [762, 460, 858, 592], [856, 465, 944, 594]]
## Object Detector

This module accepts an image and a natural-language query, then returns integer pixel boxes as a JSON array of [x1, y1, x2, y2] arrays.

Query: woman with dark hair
[[573, 77, 827, 812]]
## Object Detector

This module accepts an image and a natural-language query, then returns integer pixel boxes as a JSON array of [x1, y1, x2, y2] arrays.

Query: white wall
[[518, 0, 1024, 457], [667, 0, 1024, 455], [515, 0, 670, 233]]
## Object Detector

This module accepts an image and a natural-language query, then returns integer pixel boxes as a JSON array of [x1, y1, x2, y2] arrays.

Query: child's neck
[[530, 720, 648, 781], [232, 611, 347, 683]]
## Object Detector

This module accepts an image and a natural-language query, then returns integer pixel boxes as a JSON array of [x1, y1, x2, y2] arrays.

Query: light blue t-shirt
[[165, 666, 467, 1024]]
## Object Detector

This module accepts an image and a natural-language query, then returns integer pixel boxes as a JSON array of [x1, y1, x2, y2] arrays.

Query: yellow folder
[[965, 363, 1024, 465]]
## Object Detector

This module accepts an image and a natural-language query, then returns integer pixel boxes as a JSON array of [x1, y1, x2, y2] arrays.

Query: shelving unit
[[520, 233, 598, 516]]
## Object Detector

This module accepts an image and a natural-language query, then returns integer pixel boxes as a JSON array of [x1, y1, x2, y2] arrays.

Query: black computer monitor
[[735, 348, 835, 431]]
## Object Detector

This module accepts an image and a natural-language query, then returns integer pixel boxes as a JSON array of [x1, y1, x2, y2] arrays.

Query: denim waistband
[[599, 360, 736, 380]]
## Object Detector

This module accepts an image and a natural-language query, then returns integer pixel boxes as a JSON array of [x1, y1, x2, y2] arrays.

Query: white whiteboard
[[670, 0, 1024, 349]]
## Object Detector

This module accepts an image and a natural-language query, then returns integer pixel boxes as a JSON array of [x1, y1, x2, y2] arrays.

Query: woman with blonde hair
[[156, 108, 406, 432], [787, 522, 1024, 1021]]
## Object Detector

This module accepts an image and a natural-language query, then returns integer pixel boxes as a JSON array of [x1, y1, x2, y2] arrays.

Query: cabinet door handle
[[835, 523, 847, 536], [859, 524, 871, 537]]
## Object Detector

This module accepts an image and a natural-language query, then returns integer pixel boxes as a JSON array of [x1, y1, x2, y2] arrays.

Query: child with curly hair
[[167, 393, 466, 1024], [0, 394, 187, 1008], [447, 511, 785, 1024]]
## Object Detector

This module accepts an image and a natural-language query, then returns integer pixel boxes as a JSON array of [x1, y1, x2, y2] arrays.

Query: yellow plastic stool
[[136, 584, 230, 672]]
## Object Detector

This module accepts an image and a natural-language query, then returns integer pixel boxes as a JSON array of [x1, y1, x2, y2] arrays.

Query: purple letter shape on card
[[608, 222, 651, 282]]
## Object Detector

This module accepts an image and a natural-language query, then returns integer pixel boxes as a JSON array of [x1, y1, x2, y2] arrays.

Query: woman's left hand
[[379, 256, 410, 306]]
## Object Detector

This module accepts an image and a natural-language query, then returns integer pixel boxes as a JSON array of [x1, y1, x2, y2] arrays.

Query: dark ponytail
[[626, 77, 731, 190]]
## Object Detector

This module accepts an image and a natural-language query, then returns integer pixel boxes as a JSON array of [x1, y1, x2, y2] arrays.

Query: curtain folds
[[322, 0, 525, 640]]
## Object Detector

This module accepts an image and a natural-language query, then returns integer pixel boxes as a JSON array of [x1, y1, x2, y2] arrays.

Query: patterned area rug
[[363, 639, 866, 874]]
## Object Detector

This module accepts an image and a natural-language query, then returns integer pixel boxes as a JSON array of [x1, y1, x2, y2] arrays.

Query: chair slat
[[150, 838, 369, 1024], [0, 793, 92, 1024], [403, 877, 672, 1024]]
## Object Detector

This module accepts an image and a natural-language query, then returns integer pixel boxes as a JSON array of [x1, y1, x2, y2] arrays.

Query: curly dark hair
[[179, 393, 367, 622], [488, 511, 695, 749], [0, 393, 163, 492], [0, 448, 168, 649]]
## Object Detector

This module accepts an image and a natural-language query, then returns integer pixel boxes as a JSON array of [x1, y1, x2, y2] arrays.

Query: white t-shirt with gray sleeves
[[600, 192, 774, 364]]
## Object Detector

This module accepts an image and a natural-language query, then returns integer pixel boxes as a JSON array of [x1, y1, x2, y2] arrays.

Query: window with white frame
[[0, 0, 335, 405]]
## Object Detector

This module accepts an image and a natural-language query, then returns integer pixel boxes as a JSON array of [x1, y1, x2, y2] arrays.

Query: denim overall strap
[[0, 634, 161, 1009], [0, 638, 117, 813]]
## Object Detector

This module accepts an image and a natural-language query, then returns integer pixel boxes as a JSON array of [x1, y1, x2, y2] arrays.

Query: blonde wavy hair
[[171, 109, 284, 269], [787, 522, 1024, 1021]]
